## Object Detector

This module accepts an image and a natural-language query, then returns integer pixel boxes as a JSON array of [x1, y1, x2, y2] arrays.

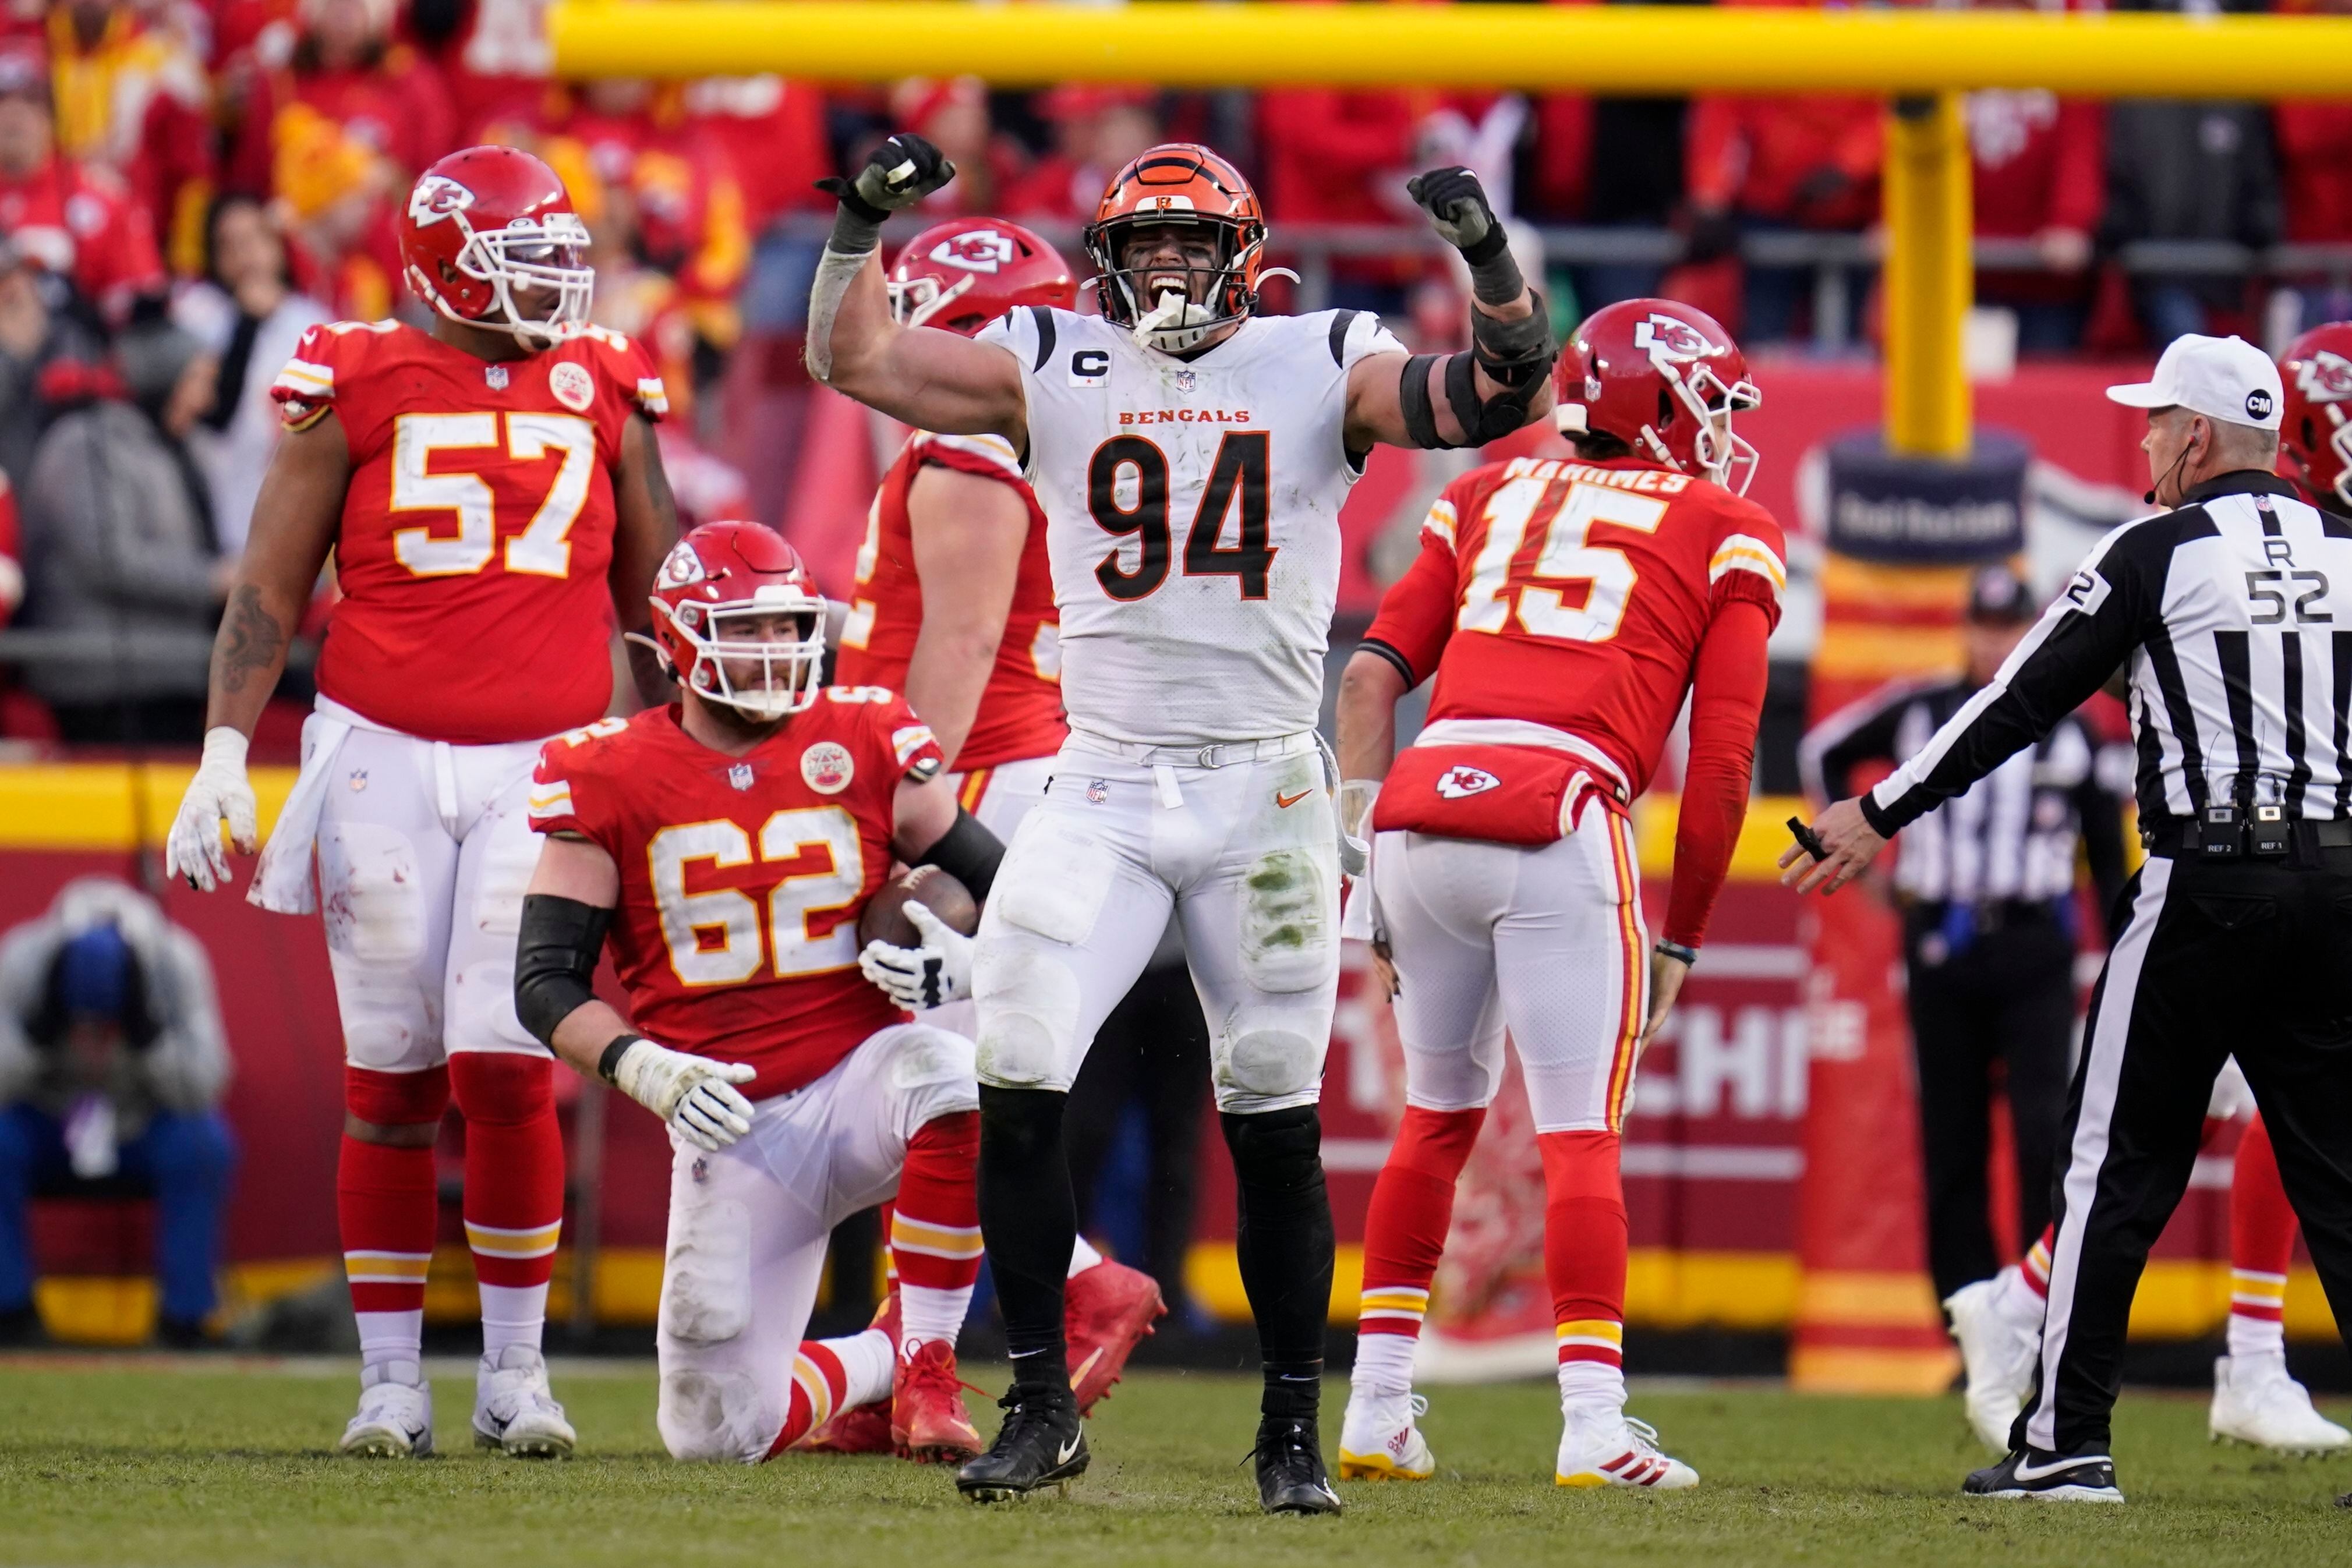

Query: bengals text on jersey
[[270, 319, 669, 744], [526, 688, 946, 1099], [833, 429, 1066, 770]]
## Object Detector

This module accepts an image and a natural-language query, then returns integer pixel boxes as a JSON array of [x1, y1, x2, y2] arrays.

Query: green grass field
[[2, 1358, 2347, 1566]]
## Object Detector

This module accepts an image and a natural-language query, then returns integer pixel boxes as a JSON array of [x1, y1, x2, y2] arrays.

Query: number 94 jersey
[[1365, 454, 1787, 797], [526, 690, 946, 1100], [271, 320, 669, 745], [980, 305, 1407, 746]]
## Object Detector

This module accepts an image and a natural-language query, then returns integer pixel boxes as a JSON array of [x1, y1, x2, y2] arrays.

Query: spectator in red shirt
[[1968, 90, 2104, 354], [1685, 92, 1880, 346], [0, 41, 164, 328], [227, 0, 458, 199], [1257, 86, 1423, 313], [1000, 87, 1162, 223], [2275, 97, 2352, 327], [689, 74, 833, 336]]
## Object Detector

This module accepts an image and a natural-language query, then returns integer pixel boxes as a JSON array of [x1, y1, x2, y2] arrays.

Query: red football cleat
[[892, 1339, 982, 1463], [795, 1291, 899, 1456], [1065, 1259, 1166, 1414]]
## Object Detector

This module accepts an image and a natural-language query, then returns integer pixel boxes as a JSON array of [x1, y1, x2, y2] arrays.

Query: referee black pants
[[1904, 909, 2077, 1305], [2014, 851, 2352, 1457]]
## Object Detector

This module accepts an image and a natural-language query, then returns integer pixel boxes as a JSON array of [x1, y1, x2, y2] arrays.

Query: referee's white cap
[[2106, 334, 2283, 431]]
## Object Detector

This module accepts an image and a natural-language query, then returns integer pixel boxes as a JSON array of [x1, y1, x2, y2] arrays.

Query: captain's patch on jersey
[[1068, 349, 1110, 387], [1436, 766, 1501, 799], [801, 741, 854, 794]]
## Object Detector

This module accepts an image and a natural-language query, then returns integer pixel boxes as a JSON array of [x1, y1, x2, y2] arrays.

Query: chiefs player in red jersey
[[832, 216, 1168, 1409], [1331, 300, 1785, 1491], [160, 146, 677, 1460], [517, 521, 1014, 1464]]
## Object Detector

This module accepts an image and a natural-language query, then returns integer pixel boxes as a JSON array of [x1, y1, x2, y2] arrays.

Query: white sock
[[900, 1283, 974, 1353], [1068, 1234, 1103, 1278], [1991, 1265, 2045, 1329], [1350, 1331, 1417, 1397], [2227, 1311, 2286, 1362], [1557, 1358, 1626, 1432], [356, 1309, 423, 1381], [479, 1283, 547, 1363], [826, 1326, 895, 1408]]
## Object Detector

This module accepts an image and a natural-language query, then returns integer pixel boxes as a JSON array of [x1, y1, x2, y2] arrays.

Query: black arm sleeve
[[912, 808, 1005, 900], [1860, 522, 2162, 838], [514, 894, 613, 1048], [1797, 682, 1916, 805]]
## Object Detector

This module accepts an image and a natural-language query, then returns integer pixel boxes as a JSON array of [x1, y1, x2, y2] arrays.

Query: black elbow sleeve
[[514, 894, 613, 1047], [916, 808, 1005, 900]]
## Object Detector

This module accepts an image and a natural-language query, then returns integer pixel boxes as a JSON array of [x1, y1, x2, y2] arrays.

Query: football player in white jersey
[[805, 132, 1555, 1514]]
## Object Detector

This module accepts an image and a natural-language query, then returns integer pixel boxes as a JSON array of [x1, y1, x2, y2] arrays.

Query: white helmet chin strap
[[1133, 288, 1222, 355]]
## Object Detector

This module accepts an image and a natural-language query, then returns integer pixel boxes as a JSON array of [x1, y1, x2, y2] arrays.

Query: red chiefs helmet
[[887, 217, 1076, 337], [645, 522, 827, 721], [1083, 143, 1273, 353], [2280, 321, 2352, 512], [1556, 299, 1762, 495], [400, 146, 594, 351]]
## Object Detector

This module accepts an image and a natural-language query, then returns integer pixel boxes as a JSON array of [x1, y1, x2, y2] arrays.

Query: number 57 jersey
[[272, 320, 668, 745], [1364, 453, 1788, 797], [980, 305, 1407, 746]]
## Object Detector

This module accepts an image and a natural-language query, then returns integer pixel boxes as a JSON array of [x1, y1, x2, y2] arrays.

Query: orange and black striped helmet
[[1082, 143, 1268, 346]]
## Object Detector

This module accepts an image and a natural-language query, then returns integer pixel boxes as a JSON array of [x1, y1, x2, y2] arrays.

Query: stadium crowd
[[0, 0, 2347, 741]]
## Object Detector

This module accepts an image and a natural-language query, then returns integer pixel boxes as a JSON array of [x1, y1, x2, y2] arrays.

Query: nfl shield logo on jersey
[[728, 762, 754, 791], [485, 364, 509, 391], [801, 742, 854, 794], [1436, 766, 1501, 799], [1087, 778, 1109, 804], [1174, 367, 1197, 395]]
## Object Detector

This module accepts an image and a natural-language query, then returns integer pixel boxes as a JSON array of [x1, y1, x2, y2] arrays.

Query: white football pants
[[929, 753, 1056, 1041], [971, 731, 1338, 1114], [309, 720, 550, 1073], [656, 1022, 979, 1462], [1370, 801, 1649, 1134]]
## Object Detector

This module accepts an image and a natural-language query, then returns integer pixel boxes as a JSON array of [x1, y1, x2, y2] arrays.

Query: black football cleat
[[1963, 1447, 2124, 1503], [1253, 1416, 1343, 1516], [955, 1384, 1088, 1503]]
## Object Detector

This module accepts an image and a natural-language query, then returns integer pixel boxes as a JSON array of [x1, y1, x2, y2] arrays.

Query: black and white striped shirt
[[1804, 681, 2127, 911], [1865, 471, 2352, 841]]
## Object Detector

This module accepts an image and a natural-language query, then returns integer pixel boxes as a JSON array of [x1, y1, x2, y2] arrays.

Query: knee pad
[[1221, 1105, 1324, 1192], [1213, 1014, 1327, 1108], [661, 1195, 751, 1345], [977, 1084, 1066, 1164], [1537, 1129, 1623, 1205], [1391, 1106, 1486, 1183], [884, 1026, 981, 1135], [972, 941, 1081, 1089], [657, 1368, 768, 1463], [447, 1052, 553, 1126], [1237, 847, 1337, 994], [345, 1063, 450, 1127]]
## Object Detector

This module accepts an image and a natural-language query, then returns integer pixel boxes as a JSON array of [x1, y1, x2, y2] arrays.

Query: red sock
[[449, 1054, 564, 1358], [1356, 1107, 1485, 1364], [893, 1110, 981, 1350], [765, 1340, 852, 1459], [339, 1066, 448, 1369], [1540, 1130, 1627, 1374], [2230, 1115, 2296, 1344]]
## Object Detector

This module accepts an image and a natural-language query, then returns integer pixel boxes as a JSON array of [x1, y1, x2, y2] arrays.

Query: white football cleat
[[1337, 1388, 1434, 1481], [473, 1344, 576, 1459], [1946, 1275, 2040, 1452], [2210, 1353, 2352, 1455], [341, 1361, 434, 1457], [1556, 1415, 1698, 1489]]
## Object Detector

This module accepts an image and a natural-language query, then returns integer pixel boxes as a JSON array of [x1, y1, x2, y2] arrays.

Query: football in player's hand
[[858, 866, 978, 948]]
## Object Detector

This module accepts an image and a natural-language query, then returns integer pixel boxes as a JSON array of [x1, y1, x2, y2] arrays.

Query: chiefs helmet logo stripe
[[407, 172, 475, 225], [1708, 535, 1788, 593], [1632, 312, 1722, 362], [2295, 349, 2352, 402], [926, 228, 1019, 274]]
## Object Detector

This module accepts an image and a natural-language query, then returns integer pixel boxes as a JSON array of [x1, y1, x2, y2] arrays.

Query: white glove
[[164, 727, 259, 892], [859, 901, 973, 1010], [611, 1038, 756, 1152], [1338, 778, 1378, 880]]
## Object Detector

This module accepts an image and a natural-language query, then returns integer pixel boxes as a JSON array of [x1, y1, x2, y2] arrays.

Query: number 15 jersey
[[979, 305, 1406, 748]]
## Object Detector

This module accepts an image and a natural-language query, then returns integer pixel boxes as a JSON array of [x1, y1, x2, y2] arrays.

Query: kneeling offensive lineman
[[1335, 301, 1784, 1488]]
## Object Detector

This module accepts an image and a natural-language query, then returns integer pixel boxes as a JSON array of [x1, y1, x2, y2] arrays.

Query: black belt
[[2142, 814, 2352, 864], [1905, 898, 2063, 935]]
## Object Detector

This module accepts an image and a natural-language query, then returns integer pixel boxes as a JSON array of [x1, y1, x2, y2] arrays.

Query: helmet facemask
[[2326, 407, 2352, 511], [1646, 355, 1763, 497], [887, 270, 982, 334], [659, 589, 827, 722], [1088, 214, 1264, 355], [418, 210, 596, 351]]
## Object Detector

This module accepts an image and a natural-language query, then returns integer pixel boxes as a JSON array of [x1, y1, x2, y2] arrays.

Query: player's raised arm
[[805, 134, 1028, 444], [611, 413, 680, 706], [162, 413, 349, 890], [1344, 167, 1557, 454]]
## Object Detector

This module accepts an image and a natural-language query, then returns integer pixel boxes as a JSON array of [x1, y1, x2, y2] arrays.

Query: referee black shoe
[[956, 1383, 1087, 1502], [1963, 1447, 2124, 1503], [1253, 1416, 1343, 1516]]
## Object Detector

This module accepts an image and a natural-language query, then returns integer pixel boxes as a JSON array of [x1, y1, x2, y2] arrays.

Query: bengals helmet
[[887, 217, 1076, 337], [2280, 321, 2352, 512], [400, 146, 593, 351], [1556, 299, 1762, 495], [646, 522, 827, 721], [1083, 143, 1269, 354]]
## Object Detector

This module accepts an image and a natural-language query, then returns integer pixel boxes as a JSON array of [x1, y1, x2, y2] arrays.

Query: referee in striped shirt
[[1800, 566, 2128, 1315], [1787, 334, 2352, 1504]]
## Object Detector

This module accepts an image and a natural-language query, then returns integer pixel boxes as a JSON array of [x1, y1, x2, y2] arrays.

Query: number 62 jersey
[[271, 319, 668, 745], [527, 691, 947, 1100]]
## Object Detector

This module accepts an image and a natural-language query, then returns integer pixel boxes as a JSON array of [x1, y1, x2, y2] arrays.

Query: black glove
[[817, 133, 957, 224], [1407, 165, 1507, 264]]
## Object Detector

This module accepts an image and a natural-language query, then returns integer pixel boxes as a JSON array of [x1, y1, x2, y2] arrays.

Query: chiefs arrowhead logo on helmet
[[1632, 312, 1721, 364], [888, 217, 1076, 336], [928, 228, 1018, 275], [408, 174, 475, 226], [2296, 349, 2352, 402], [653, 539, 708, 589]]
